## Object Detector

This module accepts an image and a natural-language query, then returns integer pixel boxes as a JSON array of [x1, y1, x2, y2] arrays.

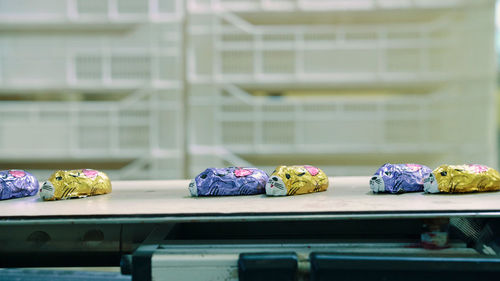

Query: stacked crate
[[0, 0, 184, 179], [0, 0, 496, 179], [187, 0, 497, 176]]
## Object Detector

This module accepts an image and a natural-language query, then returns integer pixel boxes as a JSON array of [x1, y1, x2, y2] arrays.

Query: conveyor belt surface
[[2, 177, 500, 223]]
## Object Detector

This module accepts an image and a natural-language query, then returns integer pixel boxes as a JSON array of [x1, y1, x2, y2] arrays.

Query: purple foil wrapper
[[0, 170, 39, 200], [189, 167, 268, 196], [369, 163, 432, 194]]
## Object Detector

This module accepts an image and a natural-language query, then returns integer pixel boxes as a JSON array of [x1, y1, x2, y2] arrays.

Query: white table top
[[2, 177, 500, 223]]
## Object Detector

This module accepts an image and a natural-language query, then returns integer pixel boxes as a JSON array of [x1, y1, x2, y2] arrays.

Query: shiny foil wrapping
[[189, 167, 268, 196], [40, 169, 112, 201], [370, 163, 432, 194], [266, 165, 328, 196], [0, 170, 39, 200], [424, 164, 500, 193]]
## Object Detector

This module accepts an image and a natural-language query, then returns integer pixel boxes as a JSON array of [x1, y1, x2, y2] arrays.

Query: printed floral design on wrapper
[[190, 167, 268, 197], [370, 163, 432, 194], [0, 170, 39, 200], [266, 165, 328, 196], [40, 169, 111, 201], [424, 164, 500, 194], [304, 165, 319, 176], [9, 170, 26, 178], [234, 168, 253, 177], [82, 169, 99, 179], [468, 164, 489, 174], [405, 164, 422, 172]]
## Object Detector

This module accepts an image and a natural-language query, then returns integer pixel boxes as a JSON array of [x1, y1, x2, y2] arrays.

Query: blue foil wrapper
[[189, 167, 268, 196], [0, 170, 39, 200], [370, 163, 432, 194]]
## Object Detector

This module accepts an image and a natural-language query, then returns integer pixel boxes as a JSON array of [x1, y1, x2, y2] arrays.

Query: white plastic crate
[[0, 89, 182, 161], [0, 24, 182, 90], [188, 5, 494, 85], [0, 89, 184, 180], [0, 0, 496, 180], [188, 82, 497, 176], [109, 155, 185, 180], [188, 0, 474, 13], [0, 0, 183, 24], [25, 154, 185, 181], [188, 84, 440, 152], [188, 153, 381, 178], [187, 0, 497, 175], [0, 1, 185, 180]]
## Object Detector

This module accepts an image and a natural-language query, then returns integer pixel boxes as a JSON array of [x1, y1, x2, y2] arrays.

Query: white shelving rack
[[0, 24, 182, 91], [0, 0, 184, 180], [187, 0, 497, 177], [0, 89, 183, 179], [0, 0, 183, 24], [188, 0, 471, 13], [188, 1, 494, 84], [0, 0, 496, 180]]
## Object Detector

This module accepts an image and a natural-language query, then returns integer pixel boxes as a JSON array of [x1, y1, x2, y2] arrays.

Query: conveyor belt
[[2, 177, 500, 224]]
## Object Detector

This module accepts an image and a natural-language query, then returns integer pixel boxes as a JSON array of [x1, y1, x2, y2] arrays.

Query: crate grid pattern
[[0, 0, 497, 179], [188, 12, 489, 83], [187, 0, 473, 13], [1, 24, 182, 90], [187, 0, 497, 177], [0, 1, 184, 180], [0, 0, 183, 22]]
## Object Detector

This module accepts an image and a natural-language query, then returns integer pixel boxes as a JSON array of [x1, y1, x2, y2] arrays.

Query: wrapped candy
[[266, 165, 328, 196], [189, 167, 268, 196], [370, 163, 432, 194], [40, 169, 111, 201], [424, 164, 500, 193], [0, 170, 39, 200]]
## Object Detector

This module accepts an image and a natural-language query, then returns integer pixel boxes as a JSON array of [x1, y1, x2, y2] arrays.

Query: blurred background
[[0, 0, 496, 181]]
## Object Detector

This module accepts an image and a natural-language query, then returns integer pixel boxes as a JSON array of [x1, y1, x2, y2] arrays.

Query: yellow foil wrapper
[[266, 165, 329, 196], [40, 169, 112, 201], [424, 164, 500, 193]]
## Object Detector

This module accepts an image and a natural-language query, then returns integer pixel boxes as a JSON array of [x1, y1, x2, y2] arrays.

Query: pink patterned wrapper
[[189, 167, 268, 197], [370, 163, 432, 194], [0, 170, 39, 200]]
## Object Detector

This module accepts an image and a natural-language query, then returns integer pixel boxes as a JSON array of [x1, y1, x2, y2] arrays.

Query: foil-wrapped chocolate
[[40, 169, 112, 201], [424, 164, 500, 193], [370, 163, 432, 194], [0, 170, 39, 200], [189, 167, 268, 196], [266, 165, 328, 196]]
